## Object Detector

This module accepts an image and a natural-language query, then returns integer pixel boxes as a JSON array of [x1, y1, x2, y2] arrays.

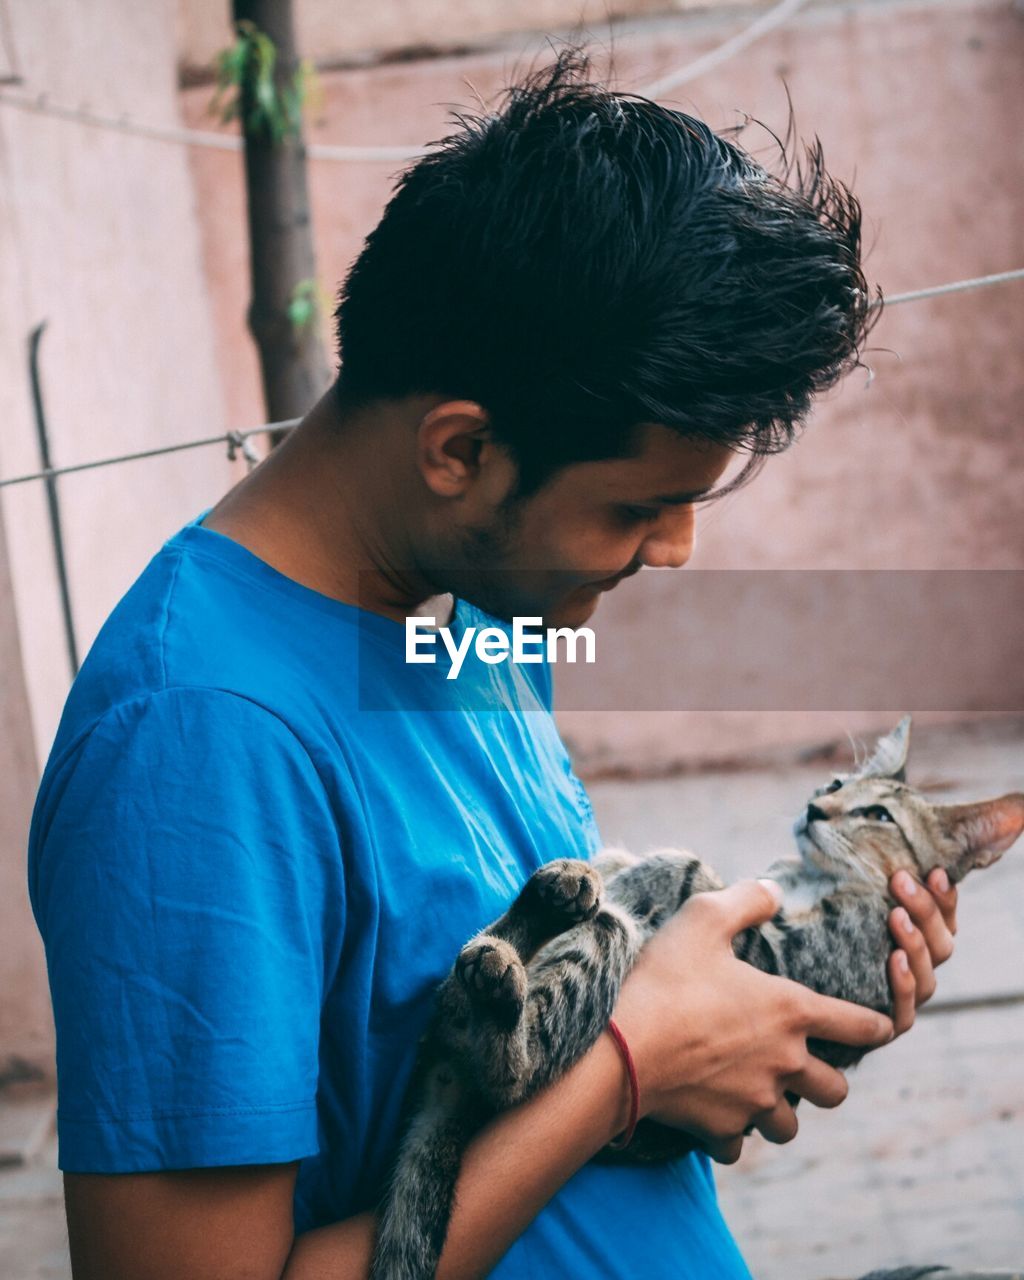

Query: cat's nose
[[806, 802, 828, 824]]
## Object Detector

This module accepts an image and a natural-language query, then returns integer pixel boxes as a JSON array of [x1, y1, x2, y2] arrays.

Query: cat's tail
[[370, 1080, 484, 1280]]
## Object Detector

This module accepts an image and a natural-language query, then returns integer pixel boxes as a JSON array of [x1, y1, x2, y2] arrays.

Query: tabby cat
[[370, 718, 1024, 1279]]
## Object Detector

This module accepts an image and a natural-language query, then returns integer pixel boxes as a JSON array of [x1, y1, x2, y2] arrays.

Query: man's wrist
[[605, 1020, 641, 1148], [596, 1026, 637, 1143]]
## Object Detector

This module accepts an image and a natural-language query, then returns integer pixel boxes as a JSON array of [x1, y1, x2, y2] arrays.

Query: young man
[[29, 52, 956, 1279]]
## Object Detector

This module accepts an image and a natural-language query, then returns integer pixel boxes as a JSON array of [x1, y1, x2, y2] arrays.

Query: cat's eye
[[855, 805, 895, 823], [825, 779, 844, 794]]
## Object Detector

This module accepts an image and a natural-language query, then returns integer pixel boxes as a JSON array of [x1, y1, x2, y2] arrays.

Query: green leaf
[[207, 19, 311, 143], [287, 279, 321, 334]]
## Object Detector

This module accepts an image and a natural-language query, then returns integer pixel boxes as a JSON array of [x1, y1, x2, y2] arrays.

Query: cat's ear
[[935, 793, 1024, 870], [857, 716, 912, 782]]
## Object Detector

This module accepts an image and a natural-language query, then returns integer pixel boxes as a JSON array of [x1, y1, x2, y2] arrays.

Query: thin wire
[[639, 0, 815, 98], [0, 418, 299, 490], [2, 260, 1021, 493], [0, 0, 821, 161], [0, 88, 429, 162], [873, 268, 1024, 309]]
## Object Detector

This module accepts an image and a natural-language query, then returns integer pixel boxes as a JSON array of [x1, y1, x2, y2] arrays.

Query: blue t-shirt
[[29, 516, 751, 1278]]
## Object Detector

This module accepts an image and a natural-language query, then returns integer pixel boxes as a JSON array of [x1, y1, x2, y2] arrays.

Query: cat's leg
[[452, 858, 604, 1043], [449, 852, 722, 1108], [472, 901, 648, 1107], [371, 1055, 486, 1280], [444, 859, 604, 1100], [464, 858, 604, 964], [515, 902, 647, 1099], [479, 852, 723, 1103], [445, 900, 645, 1108]]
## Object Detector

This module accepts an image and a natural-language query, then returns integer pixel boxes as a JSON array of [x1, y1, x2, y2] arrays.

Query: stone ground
[[1, 717, 1021, 1278]]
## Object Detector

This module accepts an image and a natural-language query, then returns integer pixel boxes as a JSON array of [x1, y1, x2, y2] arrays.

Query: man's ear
[[416, 400, 493, 497]]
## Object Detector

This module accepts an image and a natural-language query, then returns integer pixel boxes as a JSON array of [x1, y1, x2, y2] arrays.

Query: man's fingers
[[753, 1099, 799, 1145], [891, 871, 955, 963], [889, 948, 917, 1036], [700, 1096, 802, 1156], [785, 1057, 849, 1110], [798, 987, 893, 1048], [925, 867, 959, 935], [890, 907, 937, 1004], [684, 878, 782, 938]]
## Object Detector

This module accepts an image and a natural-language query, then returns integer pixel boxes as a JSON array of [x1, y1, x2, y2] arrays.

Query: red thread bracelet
[[605, 1018, 640, 1150]]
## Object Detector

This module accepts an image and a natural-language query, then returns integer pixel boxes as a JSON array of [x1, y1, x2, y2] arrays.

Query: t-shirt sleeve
[[30, 687, 345, 1173]]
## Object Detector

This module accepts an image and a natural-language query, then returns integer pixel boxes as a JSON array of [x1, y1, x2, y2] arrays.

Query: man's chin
[[454, 579, 605, 629], [542, 586, 603, 630]]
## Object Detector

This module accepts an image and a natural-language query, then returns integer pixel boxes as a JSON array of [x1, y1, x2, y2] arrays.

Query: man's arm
[[63, 874, 956, 1280], [63, 1026, 632, 1280], [65, 1164, 300, 1280], [66, 879, 913, 1280]]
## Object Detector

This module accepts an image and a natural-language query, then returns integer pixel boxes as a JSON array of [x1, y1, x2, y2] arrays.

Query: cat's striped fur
[[369, 719, 1024, 1279]]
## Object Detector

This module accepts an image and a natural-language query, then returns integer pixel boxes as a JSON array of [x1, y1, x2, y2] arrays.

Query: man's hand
[[611, 880, 894, 1166], [887, 868, 958, 1035]]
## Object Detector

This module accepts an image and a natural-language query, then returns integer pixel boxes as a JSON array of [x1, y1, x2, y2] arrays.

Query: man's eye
[[855, 805, 894, 823], [620, 505, 660, 524]]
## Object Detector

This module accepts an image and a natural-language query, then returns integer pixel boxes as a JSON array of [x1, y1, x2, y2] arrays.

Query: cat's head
[[793, 717, 1024, 889]]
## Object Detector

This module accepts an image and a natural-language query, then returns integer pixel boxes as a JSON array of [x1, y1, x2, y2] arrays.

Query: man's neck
[[202, 391, 454, 625]]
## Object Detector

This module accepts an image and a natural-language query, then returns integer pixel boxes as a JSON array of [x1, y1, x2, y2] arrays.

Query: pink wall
[[0, 514, 51, 1076], [0, 0, 237, 1076], [176, 0, 699, 71]]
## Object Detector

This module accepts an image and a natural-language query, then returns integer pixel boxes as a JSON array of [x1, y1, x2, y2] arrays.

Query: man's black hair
[[333, 48, 880, 496]]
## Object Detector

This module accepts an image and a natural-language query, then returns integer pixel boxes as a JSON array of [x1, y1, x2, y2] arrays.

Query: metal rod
[[28, 321, 80, 678]]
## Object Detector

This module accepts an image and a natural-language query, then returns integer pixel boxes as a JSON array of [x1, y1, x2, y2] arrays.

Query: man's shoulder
[[60, 521, 361, 746]]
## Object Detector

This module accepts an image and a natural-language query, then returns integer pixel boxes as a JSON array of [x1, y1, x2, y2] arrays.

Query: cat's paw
[[456, 937, 527, 1024], [526, 859, 602, 923]]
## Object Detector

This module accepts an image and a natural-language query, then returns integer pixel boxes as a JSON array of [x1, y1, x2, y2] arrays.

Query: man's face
[[442, 425, 736, 627]]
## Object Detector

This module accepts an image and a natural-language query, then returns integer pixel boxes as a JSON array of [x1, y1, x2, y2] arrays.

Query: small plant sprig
[[212, 19, 320, 144], [287, 277, 331, 337]]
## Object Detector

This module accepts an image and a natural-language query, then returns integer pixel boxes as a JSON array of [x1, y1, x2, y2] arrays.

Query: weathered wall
[[0, 0, 238, 757], [176, 0, 706, 71], [558, 0, 1024, 769], [0, 513, 51, 1077], [0, 0, 236, 1072]]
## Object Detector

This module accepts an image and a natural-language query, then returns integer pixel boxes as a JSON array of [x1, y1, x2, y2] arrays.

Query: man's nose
[[639, 508, 695, 569]]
